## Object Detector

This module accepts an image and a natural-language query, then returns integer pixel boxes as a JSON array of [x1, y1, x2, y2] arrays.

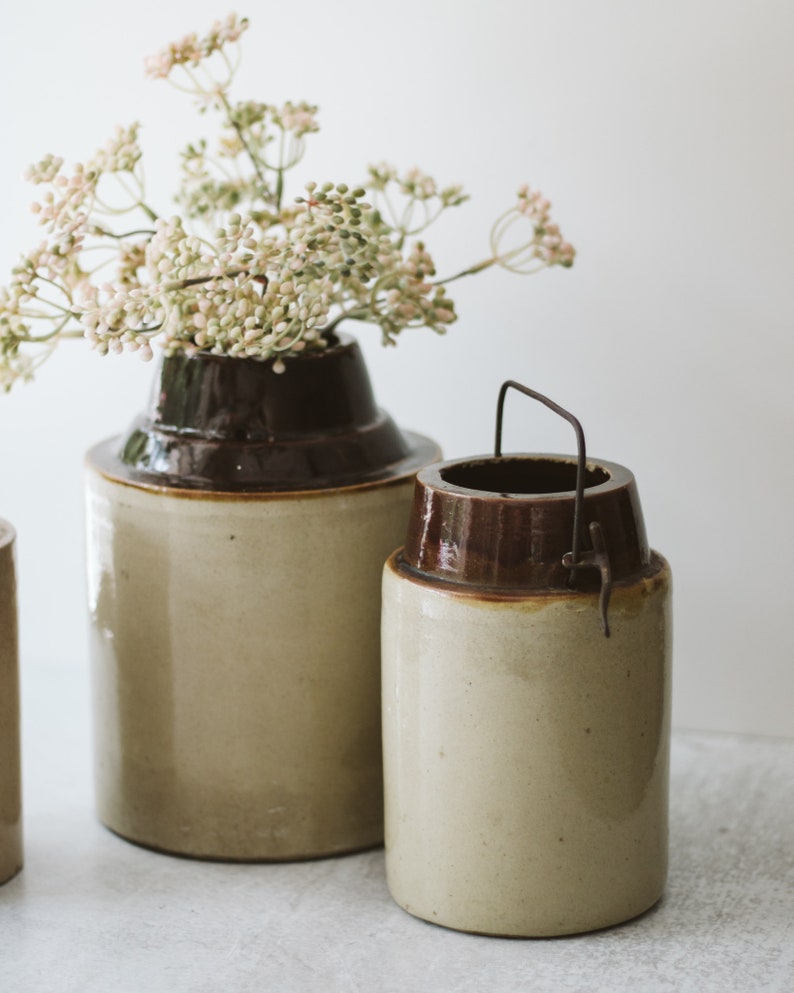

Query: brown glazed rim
[[87, 431, 439, 499], [388, 547, 669, 602], [399, 453, 651, 592], [85, 333, 438, 494]]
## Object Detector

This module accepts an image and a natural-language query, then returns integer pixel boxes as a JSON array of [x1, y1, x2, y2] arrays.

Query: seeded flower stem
[[19, 315, 81, 342], [138, 202, 159, 223], [275, 130, 286, 211], [91, 227, 157, 240], [33, 273, 72, 298], [161, 268, 250, 292], [22, 300, 74, 320], [0, 13, 574, 390], [218, 90, 271, 204], [435, 235, 557, 286], [323, 307, 371, 334], [434, 257, 496, 286]]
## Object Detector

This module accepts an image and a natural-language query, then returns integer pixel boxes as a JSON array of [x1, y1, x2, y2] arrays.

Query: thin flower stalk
[[0, 13, 574, 390]]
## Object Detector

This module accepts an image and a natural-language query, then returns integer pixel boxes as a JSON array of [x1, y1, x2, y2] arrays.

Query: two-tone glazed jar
[[382, 383, 672, 936], [0, 519, 22, 885], [85, 335, 438, 860]]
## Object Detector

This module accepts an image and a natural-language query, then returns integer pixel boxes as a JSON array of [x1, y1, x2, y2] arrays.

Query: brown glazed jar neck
[[151, 333, 379, 439], [89, 333, 438, 493], [401, 454, 651, 592]]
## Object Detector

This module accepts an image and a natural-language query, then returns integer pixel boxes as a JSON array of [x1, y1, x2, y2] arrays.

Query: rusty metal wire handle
[[495, 381, 587, 570], [494, 380, 612, 636]]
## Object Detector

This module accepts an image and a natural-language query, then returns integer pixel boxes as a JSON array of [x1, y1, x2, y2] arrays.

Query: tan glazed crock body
[[86, 336, 437, 860], [0, 520, 22, 884], [382, 453, 672, 936]]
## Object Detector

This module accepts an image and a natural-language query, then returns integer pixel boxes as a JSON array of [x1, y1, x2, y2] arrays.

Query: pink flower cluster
[[143, 14, 249, 79], [0, 13, 575, 392]]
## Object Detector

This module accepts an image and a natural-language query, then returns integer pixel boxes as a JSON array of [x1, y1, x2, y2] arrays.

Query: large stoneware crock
[[86, 334, 438, 860]]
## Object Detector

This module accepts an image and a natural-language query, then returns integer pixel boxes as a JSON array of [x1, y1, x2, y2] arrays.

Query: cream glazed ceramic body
[[85, 336, 438, 860], [0, 520, 22, 884], [87, 474, 420, 859], [382, 453, 672, 936]]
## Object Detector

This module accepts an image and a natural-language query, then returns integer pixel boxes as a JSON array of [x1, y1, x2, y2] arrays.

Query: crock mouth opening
[[174, 330, 345, 365], [437, 456, 611, 496]]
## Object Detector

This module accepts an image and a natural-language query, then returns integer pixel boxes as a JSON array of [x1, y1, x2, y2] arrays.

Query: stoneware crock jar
[[85, 334, 438, 860], [382, 382, 672, 937], [0, 518, 22, 885]]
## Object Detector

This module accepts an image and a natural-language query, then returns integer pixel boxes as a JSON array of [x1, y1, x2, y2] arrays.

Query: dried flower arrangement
[[0, 13, 574, 388]]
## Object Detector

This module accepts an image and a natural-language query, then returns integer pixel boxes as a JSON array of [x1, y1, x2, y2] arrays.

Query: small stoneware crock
[[85, 334, 438, 860], [382, 382, 672, 937], [0, 519, 22, 885]]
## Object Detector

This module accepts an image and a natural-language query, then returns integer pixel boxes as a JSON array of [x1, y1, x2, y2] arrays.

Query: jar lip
[[403, 453, 649, 592], [166, 330, 347, 369], [417, 453, 635, 502], [87, 430, 439, 496]]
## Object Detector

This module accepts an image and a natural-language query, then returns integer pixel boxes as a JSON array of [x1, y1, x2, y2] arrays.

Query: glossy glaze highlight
[[403, 455, 650, 591]]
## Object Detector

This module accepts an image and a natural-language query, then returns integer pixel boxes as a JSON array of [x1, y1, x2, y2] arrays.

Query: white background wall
[[0, 0, 791, 736]]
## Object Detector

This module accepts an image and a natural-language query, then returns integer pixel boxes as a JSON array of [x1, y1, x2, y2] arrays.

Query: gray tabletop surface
[[1, 660, 792, 993]]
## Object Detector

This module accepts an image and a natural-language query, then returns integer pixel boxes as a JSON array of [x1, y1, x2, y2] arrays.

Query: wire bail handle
[[494, 381, 612, 636]]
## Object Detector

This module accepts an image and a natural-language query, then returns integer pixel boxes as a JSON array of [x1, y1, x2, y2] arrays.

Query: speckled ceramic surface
[[87, 473, 423, 859], [381, 451, 672, 936], [0, 520, 22, 885], [383, 555, 672, 936]]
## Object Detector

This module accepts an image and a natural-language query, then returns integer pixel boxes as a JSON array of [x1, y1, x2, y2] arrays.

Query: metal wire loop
[[494, 380, 612, 636], [494, 380, 587, 572]]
